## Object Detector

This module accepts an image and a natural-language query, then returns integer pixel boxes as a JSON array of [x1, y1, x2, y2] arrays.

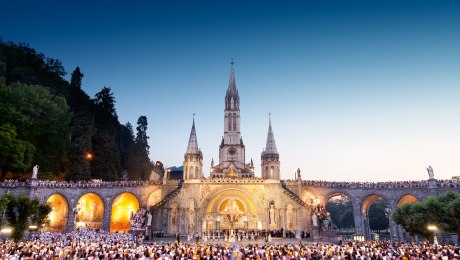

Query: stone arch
[[361, 194, 389, 215], [361, 194, 390, 239], [110, 192, 140, 233], [75, 192, 105, 230], [195, 166, 199, 178], [325, 192, 355, 232], [189, 166, 193, 179], [397, 194, 418, 207], [201, 187, 264, 231], [147, 189, 162, 208], [44, 193, 69, 233]]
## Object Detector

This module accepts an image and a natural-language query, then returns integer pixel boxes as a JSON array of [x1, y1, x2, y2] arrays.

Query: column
[[353, 202, 365, 235], [66, 199, 76, 233], [102, 197, 113, 231]]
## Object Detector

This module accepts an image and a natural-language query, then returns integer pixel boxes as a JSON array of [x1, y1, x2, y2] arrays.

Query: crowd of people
[[2, 177, 459, 189], [130, 208, 150, 231], [0, 229, 459, 259]]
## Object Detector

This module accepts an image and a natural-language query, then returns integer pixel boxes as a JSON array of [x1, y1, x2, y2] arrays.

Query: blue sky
[[2, 0, 459, 181]]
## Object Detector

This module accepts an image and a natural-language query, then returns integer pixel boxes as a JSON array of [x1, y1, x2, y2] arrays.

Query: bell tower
[[210, 62, 254, 178], [261, 116, 280, 179], [183, 117, 203, 180]]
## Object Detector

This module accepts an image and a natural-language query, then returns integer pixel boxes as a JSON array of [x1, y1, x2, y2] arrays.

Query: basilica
[[150, 63, 310, 237], [6, 63, 453, 242]]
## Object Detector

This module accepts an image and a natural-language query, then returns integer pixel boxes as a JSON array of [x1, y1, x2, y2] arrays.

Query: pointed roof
[[186, 118, 199, 154], [227, 61, 237, 94], [264, 116, 278, 154]]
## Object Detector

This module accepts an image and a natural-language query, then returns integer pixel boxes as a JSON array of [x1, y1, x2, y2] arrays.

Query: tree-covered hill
[[0, 39, 153, 181]]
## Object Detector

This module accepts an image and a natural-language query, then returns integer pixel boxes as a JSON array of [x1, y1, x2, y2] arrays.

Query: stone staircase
[[150, 180, 183, 211], [280, 180, 310, 209]]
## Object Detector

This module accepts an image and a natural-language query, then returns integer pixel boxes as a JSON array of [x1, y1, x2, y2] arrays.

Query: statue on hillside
[[32, 165, 39, 179], [427, 165, 434, 179]]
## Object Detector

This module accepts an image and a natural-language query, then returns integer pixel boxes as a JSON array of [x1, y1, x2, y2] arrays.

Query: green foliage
[[393, 191, 460, 243], [0, 123, 35, 178], [0, 77, 71, 178], [368, 198, 389, 231], [3, 194, 51, 241], [0, 195, 11, 228], [91, 87, 120, 180], [67, 67, 93, 181], [0, 40, 68, 97], [325, 195, 355, 231]]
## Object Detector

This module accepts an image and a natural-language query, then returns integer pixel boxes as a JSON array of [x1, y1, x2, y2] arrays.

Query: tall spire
[[228, 59, 237, 94], [186, 116, 199, 154], [264, 114, 278, 154]]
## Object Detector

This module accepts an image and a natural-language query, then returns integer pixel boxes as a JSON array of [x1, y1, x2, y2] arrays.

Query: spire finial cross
[[193, 113, 195, 119], [230, 58, 234, 66]]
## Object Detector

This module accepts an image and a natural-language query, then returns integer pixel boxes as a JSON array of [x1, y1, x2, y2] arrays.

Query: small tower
[[261, 116, 280, 179], [184, 117, 203, 180]]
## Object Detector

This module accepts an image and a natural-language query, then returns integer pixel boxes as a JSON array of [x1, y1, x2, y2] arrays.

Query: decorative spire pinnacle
[[186, 116, 199, 154], [228, 60, 237, 94], [264, 115, 278, 154]]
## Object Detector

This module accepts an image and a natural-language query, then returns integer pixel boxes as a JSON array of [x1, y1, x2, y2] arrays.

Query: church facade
[[2, 63, 459, 242], [152, 63, 310, 236]]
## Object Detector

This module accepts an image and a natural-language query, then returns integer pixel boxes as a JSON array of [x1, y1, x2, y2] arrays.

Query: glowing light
[[427, 225, 438, 231], [1, 227, 12, 234], [110, 193, 139, 233], [45, 194, 68, 233], [29, 225, 38, 229], [85, 152, 93, 160]]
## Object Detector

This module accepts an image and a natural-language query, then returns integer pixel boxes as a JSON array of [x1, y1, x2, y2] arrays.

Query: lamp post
[[427, 225, 438, 245]]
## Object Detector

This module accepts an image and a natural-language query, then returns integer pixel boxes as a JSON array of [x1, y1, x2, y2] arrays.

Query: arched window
[[228, 114, 232, 131], [189, 166, 193, 179], [233, 115, 237, 131], [195, 166, 199, 178]]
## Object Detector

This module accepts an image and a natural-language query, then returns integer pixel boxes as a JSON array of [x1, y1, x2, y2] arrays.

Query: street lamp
[[85, 152, 93, 160], [427, 225, 438, 245]]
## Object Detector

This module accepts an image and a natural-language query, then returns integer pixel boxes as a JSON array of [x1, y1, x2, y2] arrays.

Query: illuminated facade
[[2, 64, 458, 242]]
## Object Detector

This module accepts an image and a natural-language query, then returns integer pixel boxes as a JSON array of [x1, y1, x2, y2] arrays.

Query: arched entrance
[[147, 190, 162, 208], [202, 188, 263, 233], [325, 194, 355, 234], [75, 193, 104, 230], [45, 194, 68, 233], [397, 194, 418, 207], [110, 193, 140, 233], [362, 194, 390, 240]]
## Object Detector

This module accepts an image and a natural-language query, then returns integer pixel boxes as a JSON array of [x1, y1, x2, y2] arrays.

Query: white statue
[[146, 212, 152, 226], [269, 204, 276, 224], [427, 165, 434, 179], [312, 213, 318, 227], [32, 165, 39, 179]]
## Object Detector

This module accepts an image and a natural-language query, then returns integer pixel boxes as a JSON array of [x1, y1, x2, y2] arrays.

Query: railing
[[151, 180, 183, 211], [280, 180, 310, 209]]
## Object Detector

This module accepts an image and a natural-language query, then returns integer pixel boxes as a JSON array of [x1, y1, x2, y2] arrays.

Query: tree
[[91, 87, 120, 180], [368, 198, 389, 232], [0, 77, 71, 179], [67, 67, 93, 180], [0, 124, 35, 179], [118, 122, 135, 178], [393, 191, 460, 244], [3, 194, 51, 241], [135, 116, 150, 153], [325, 195, 355, 231]]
